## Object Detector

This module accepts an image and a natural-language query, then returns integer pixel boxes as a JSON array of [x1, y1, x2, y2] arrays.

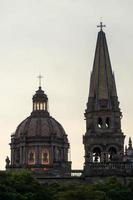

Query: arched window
[[108, 147, 117, 161], [98, 118, 103, 129], [56, 148, 61, 161], [33, 103, 36, 111], [40, 103, 43, 110], [105, 117, 110, 128], [37, 103, 40, 110], [28, 151, 35, 165], [41, 149, 49, 165], [93, 147, 101, 162]]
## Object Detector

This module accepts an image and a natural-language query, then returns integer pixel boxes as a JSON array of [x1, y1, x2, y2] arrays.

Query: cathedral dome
[[14, 85, 67, 140], [14, 116, 66, 139], [9, 82, 71, 175]]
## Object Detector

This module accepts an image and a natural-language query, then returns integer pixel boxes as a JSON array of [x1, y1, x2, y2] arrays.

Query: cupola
[[32, 86, 49, 116], [31, 75, 49, 117]]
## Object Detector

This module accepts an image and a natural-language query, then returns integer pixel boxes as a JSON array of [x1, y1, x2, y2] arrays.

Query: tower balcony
[[84, 162, 133, 177]]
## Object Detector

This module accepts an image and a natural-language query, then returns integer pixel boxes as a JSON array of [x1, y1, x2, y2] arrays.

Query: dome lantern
[[32, 74, 49, 116], [32, 86, 49, 114]]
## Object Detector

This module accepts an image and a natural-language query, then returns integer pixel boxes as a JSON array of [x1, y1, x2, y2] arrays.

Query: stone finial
[[5, 156, 10, 168], [125, 145, 127, 155], [128, 137, 132, 149]]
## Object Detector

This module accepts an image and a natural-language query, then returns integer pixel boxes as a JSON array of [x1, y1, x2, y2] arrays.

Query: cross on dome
[[97, 22, 106, 31], [37, 74, 43, 87]]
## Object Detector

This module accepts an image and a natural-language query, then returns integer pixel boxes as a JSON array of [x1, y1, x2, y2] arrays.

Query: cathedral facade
[[6, 23, 133, 181]]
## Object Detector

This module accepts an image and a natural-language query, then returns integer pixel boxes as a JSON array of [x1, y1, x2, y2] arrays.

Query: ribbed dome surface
[[14, 116, 66, 138]]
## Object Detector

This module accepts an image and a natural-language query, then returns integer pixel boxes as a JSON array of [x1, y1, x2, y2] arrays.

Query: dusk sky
[[0, 0, 133, 169]]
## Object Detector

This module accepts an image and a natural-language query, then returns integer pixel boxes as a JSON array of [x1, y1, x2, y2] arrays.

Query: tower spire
[[83, 25, 125, 175], [87, 25, 119, 111]]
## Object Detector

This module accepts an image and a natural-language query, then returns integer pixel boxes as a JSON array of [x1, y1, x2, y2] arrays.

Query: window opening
[[98, 118, 103, 129], [93, 147, 101, 162], [105, 117, 110, 128]]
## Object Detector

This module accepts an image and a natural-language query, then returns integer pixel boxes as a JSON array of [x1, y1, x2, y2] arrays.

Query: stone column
[[25, 147, 28, 165], [20, 146, 23, 165], [101, 152, 105, 162], [38, 146, 41, 164], [64, 148, 67, 161], [62, 147, 65, 161], [23, 146, 26, 165], [86, 152, 93, 162], [53, 146, 55, 162], [105, 152, 109, 162], [51, 145, 53, 164], [35, 146, 39, 165], [89, 152, 93, 162], [11, 147, 14, 165]]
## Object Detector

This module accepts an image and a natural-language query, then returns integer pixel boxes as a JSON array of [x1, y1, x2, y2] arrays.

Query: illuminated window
[[33, 102, 47, 111], [28, 151, 35, 165], [40, 103, 43, 110], [41, 149, 49, 165], [43, 102, 46, 110], [33, 103, 36, 111], [37, 103, 40, 110]]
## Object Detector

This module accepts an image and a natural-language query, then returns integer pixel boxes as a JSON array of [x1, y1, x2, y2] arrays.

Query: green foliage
[[0, 171, 52, 200], [0, 172, 133, 200]]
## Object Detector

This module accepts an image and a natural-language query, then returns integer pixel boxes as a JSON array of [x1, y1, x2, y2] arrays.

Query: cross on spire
[[97, 22, 106, 31], [37, 74, 43, 87]]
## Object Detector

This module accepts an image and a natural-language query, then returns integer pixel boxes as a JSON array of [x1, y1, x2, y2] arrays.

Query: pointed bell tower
[[83, 23, 125, 175]]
